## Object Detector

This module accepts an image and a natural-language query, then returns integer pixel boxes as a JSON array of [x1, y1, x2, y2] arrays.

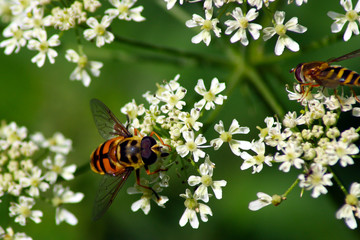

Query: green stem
[[113, 34, 229, 67], [327, 166, 348, 196], [245, 65, 285, 118], [282, 178, 300, 198]]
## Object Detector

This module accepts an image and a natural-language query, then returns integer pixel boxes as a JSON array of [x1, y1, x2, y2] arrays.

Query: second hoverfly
[[89, 98, 171, 221], [290, 48, 360, 102]]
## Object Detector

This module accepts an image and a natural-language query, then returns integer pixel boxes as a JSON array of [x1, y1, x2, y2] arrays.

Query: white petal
[[188, 175, 201, 186]]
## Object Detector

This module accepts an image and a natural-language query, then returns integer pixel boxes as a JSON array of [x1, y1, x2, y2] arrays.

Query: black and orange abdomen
[[90, 136, 125, 176]]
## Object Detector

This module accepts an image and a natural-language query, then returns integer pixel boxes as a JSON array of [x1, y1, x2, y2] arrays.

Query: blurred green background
[[1, 1, 360, 239]]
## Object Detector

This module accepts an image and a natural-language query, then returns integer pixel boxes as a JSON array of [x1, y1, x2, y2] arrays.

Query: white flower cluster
[[167, 0, 308, 55], [0, 121, 84, 240], [0, 0, 145, 86], [241, 85, 360, 230], [166, 0, 360, 55], [120, 74, 251, 228]]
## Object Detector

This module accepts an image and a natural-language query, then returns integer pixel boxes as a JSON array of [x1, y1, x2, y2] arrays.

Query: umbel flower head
[[0, 121, 84, 239], [112, 74, 250, 229], [241, 84, 360, 230]]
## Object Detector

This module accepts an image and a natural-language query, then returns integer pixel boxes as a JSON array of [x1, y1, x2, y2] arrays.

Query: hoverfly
[[90, 98, 171, 221], [290, 48, 360, 102]]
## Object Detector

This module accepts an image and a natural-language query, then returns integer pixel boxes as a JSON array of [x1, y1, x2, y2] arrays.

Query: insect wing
[[92, 169, 133, 221], [328, 49, 360, 64], [90, 98, 132, 140]]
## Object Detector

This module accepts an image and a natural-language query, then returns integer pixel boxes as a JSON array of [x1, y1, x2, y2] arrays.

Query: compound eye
[[141, 137, 157, 165], [294, 64, 305, 83]]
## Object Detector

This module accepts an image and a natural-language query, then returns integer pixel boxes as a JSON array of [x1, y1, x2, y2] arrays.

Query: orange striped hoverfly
[[90, 98, 171, 220], [290, 48, 360, 102]]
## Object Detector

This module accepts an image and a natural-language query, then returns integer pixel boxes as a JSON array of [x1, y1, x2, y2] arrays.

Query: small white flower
[[52, 184, 84, 225], [121, 99, 145, 127], [240, 140, 273, 173], [263, 11, 307, 55], [340, 127, 359, 143], [179, 189, 212, 229], [264, 120, 292, 150], [274, 142, 304, 172], [176, 130, 207, 162], [0, 23, 29, 55], [0, 226, 32, 240], [83, 15, 114, 47], [158, 86, 187, 112], [224, 8, 262, 45], [322, 111, 338, 126], [127, 183, 168, 215], [336, 182, 360, 229], [22, 7, 46, 30], [164, 0, 184, 9], [188, 156, 227, 202], [9, 196, 43, 226], [326, 127, 340, 139], [43, 154, 76, 184], [325, 140, 359, 167], [83, 0, 101, 12], [248, 0, 275, 9], [282, 111, 298, 128], [287, 0, 308, 6], [47, 132, 72, 154], [298, 163, 333, 198], [105, 0, 145, 22], [194, 78, 227, 110], [210, 119, 251, 156], [352, 107, 360, 117], [178, 108, 203, 131], [27, 29, 60, 67], [328, 0, 360, 41], [19, 166, 49, 197], [65, 49, 103, 87], [185, 9, 221, 46], [249, 192, 282, 211]]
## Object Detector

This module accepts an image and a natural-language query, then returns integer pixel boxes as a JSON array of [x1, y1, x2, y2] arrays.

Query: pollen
[[346, 10, 359, 22], [19, 205, 31, 218], [238, 17, 249, 29], [201, 175, 213, 187], [204, 91, 215, 101], [78, 55, 88, 69], [39, 41, 49, 52], [184, 198, 197, 210], [118, 5, 129, 13], [186, 141, 197, 152], [52, 196, 63, 207], [201, 20, 213, 31], [95, 24, 106, 36], [12, 28, 23, 40], [345, 193, 359, 206], [275, 24, 287, 36], [220, 132, 232, 142]]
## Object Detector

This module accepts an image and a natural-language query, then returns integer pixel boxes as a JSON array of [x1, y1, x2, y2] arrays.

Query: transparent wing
[[90, 98, 132, 140], [92, 169, 133, 221], [328, 49, 360, 63]]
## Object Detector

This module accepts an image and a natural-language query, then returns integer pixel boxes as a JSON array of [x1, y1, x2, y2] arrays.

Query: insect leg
[[349, 86, 360, 102], [135, 168, 161, 200], [333, 89, 343, 105], [148, 131, 172, 151], [133, 128, 144, 137]]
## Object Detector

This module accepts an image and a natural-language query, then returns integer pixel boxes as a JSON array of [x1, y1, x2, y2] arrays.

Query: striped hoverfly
[[290, 48, 360, 102], [90, 98, 171, 220]]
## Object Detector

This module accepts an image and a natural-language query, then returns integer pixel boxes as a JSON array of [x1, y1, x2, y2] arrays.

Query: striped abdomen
[[321, 66, 360, 86], [90, 136, 145, 176]]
